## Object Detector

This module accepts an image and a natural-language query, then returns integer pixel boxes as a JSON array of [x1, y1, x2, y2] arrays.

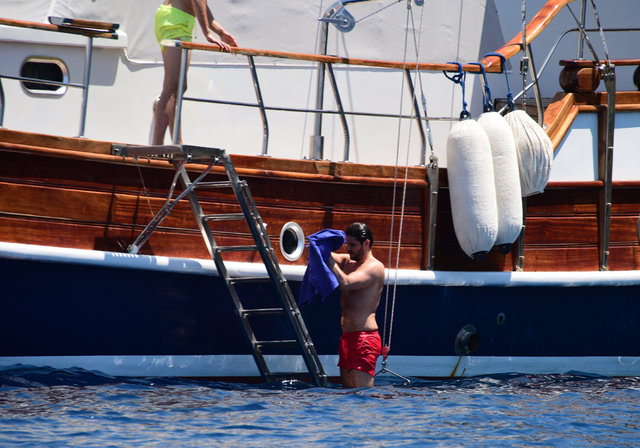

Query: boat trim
[[3, 241, 640, 287]]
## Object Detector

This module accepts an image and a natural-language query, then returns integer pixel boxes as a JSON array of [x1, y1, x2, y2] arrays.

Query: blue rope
[[484, 52, 515, 110], [468, 62, 493, 113], [443, 62, 470, 119]]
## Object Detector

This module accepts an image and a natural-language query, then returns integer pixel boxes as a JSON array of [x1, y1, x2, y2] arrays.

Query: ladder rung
[[217, 245, 259, 253], [256, 340, 298, 348], [203, 213, 245, 221], [242, 307, 285, 316], [227, 276, 272, 285], [196, 181, 234, 188]]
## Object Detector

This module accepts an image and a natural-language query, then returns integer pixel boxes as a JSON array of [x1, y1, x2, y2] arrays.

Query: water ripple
[[1, 366, 639, 447]]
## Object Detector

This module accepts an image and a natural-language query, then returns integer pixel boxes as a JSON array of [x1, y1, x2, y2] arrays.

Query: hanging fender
[[504, 110, 553, 197], [446, 119, 498, 260], [478, 111, 523, 252]]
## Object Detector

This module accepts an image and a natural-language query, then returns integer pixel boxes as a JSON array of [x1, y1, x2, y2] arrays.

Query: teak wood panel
[[0, 215, 424, 268], [0, 176, 426, 245], [2, 137, 640, 272], [0, 148, 428, 268], [436, 178, 640, 271]]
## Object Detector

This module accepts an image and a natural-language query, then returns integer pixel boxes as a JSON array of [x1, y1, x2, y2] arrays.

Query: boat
[[0, 0, 639, 383]]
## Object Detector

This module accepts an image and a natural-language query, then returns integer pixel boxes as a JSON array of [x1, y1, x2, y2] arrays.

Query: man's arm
[[328, 255, 376, 291]]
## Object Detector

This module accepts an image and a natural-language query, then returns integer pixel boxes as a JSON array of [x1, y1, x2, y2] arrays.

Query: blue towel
[[299, 229, 346, 306]]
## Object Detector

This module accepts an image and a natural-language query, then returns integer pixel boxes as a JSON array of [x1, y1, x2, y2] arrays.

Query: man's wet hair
[[346, 222, 374, 246]]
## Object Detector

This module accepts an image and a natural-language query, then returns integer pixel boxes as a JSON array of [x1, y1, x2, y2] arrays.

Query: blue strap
[[484, 52, 515, 110], [468, 62, 493, 113], [443, 62, 470, 120]]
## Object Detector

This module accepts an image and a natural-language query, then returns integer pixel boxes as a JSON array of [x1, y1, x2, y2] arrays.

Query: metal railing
[[166, 39, 457, 164], [0, 17, 119, 137]]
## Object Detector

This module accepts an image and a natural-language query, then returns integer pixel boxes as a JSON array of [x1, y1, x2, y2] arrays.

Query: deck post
[[310, 22, 329, 160], [78, 36, 94, 137], [599, 64, 616, 270], [172, 43, 189, 145]]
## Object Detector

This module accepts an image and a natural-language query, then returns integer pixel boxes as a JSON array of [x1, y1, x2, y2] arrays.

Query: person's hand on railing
[[205, 31, 233, 52], [206, 21, 238, 52]]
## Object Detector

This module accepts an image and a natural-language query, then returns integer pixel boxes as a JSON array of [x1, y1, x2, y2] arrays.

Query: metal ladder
[[112, 143, 327, 387]]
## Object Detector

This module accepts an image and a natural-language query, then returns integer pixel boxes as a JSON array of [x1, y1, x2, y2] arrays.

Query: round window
[[279, 222, 305, 261]]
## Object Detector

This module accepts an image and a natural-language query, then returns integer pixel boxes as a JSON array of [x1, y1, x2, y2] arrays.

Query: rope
[[409, 7, 436, 159], [135, 159, 156, 218], [442, 62, 470, 119], [485, 52, 515, 112], [468, 62, 493, 113], [354, 0, 404, 24], [589, 0, 611, 67], [382, 0, 413, 355], [565, 4, 601, 65], [378, 1, 425, 384]]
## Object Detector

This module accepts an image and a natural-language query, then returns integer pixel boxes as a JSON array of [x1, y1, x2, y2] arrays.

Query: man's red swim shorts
[[338, 330, 382, 376]]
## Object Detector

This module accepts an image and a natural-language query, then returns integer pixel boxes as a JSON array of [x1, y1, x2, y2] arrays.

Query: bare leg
[[340, 367, 374, 388], [151, 47, 190, 145]]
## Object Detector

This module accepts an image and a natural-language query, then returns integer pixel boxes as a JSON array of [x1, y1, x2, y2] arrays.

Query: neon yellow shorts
[[154, 4, 195, 48]]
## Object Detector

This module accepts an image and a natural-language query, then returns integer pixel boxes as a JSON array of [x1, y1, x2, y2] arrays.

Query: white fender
[[504, 110, 554, 196], [478, 112, 523, 252], [446, 119, 498, 260]]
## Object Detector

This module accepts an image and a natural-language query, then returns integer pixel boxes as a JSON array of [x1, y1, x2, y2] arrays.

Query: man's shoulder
[[365, 256, 385, 276]]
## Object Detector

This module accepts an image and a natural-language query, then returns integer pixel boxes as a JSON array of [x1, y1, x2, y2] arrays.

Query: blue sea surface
[[0, 366, 639, 447]]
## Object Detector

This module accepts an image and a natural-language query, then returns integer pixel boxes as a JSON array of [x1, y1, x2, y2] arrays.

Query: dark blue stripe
[[1, 257, 638, 358]]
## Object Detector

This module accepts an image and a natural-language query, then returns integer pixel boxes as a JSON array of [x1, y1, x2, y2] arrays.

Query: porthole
[[20, 57, 69, 96], [279, 221, 305, 261]]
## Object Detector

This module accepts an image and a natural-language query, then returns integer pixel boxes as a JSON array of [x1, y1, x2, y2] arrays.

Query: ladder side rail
[[219, 153, 327, 385], [176, 163, 274, 381], [236, 183, 328, 385]]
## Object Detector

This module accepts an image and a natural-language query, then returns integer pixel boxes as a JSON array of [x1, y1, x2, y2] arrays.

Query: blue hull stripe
[[1, 242, 640, 377]]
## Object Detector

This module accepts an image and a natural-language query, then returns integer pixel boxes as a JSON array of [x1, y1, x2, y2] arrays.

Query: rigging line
[[388, 0, 427, 351], [383, 0, 424, 353], [565, 4, 601, 64], [589, 0, 611, 66], [135, 158, 156, 217], [410, 5, 435, 157], [355, 0, 403, 24], [382, 0, 413, 350]]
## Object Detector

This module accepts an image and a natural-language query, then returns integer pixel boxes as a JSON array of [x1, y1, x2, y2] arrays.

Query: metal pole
[[247, 55, 269, 156], [578, 0, 587, 59], [600, 65, 616, 270], [172, 43, 189, 145], [325, 63, 350, 161], [310, 22, 329, 160], [78, 36, 94, 137], [404, 69, 427, 166], [516, 197, 527, 271], [526, 44, 544, 126]]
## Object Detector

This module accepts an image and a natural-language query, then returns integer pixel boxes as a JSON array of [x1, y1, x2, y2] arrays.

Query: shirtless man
[[328, 222, 385, 388], [152, 0, 238, 145]]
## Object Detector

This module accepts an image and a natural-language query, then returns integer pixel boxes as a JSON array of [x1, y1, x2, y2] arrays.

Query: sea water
[[1, 366, 639, 447]]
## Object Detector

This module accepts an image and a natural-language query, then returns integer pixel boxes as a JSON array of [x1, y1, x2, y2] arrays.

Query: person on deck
[[328, 222, 385, 388], [151, 0, 238, 145]]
